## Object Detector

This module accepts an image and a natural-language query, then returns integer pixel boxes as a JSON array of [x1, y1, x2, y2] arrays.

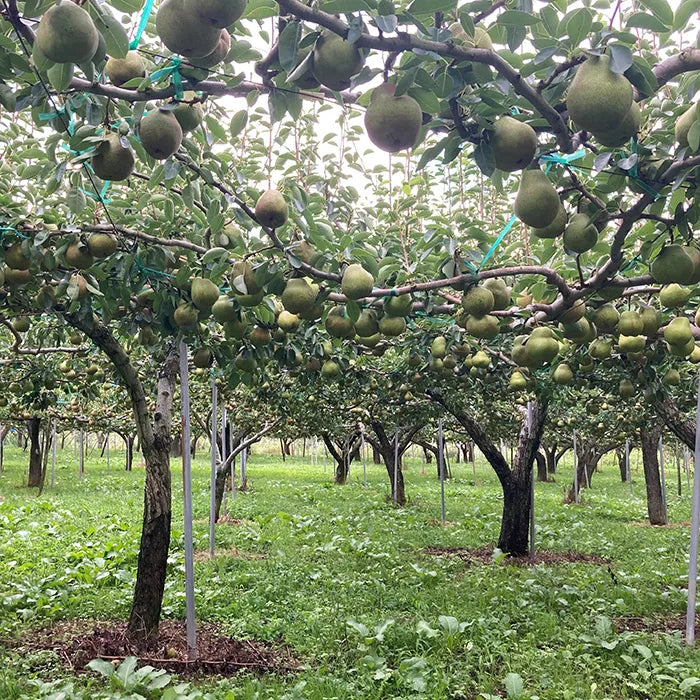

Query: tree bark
[[641, 423, 667, 525], [65, 312, 177, 647], [27, 417, 43, 488], [535, 451, 547, 482], [322, 431, 362, 484], [368, 422, 421, 506], [654, 394, 695, 449], [566, 439, 603, 503], [616, 447, 628, 482], [429, 390, 548, 556]]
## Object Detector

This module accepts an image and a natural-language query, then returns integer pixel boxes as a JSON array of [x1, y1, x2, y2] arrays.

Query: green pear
[[593, 101, 641, 148], [532, 203, 567, 239], [341, 264, 374, 300], [255, 189, 288, 229], [664, 316, 693, 347], [384, 293, 413, 317], [562, 213, 598, 254], [36, 1, 99, 64], [91, 133, 134, 182], [553, 363, 573, 385], [675, 104, 698, 149], [489, 116, 537, 172], [378, 316, 406, 336], [191, 277, 220, 312], [592, 303, 619, 331], [514, 169, 560, 228], [325, 306, 355, 338], [650, 244, 697, 285], [187, 0, 247, 28], [659, 283, 691, 308], [189, 29, 230, 68], [156, 0, 221, 57], [448, 23, 492, 50], [281, 278, 318, 314], [364, 83, 423, 153], [312, 31, 364, 91], [483, 278, 510, 310], [139, 108, 183, 160], [461, 286, 494, 317], [566, 54, 633, 133], [106, 51, 146, 86]]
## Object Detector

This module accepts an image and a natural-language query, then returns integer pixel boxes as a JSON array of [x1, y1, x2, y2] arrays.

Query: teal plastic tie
[[38, 104, 75, 136], [150, 57, 184, 99], [79, 180, 112, 205], [539, 148, 587, 172], [129, 0, 157, 50], [0, 226, 27, 239], [625, 140, 660, 200], [478, 214, 517, 271]]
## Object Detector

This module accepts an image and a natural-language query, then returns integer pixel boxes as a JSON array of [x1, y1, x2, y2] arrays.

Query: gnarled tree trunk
[[566, 439, 603, 503], [322, 431, 362, 485], [27, 417, 43, 488], [641, 423, 667, 525], [368, 422, 421, 506], [431, 391, 548, 556]]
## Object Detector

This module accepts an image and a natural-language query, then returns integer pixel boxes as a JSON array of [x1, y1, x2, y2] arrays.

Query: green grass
[[0, 442, 699, 699]]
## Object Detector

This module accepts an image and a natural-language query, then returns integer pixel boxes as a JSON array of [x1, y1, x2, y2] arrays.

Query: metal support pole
[[50, 418, 57, 488], [659, 435, 667, 516], [573, 431, 579, 504], [361, 432, 367, 487], [79, 429, 84, 479], [527, 402, 535, 561], [438, 418, 446, 525], [106, 432, 110, 473], [626, 440, 633, 496], [209, 379, 218, 560], [179, 340, 197, 660], [393, 432, 399, 506], [241, 446, 247, 486], [685, 445, 691, 491], [685, 376, 700, 644]]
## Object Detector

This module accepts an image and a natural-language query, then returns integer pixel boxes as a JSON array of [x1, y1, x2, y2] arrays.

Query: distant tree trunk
[[27, 417, 43, 488], [566, 439, 603, 503], [190, 435, 198, 458], [641, 424, 667, 525], [213, 428, 248, 521], [422, 445, 433, 463], [535, 451, 547, 482], [616, 447, 628, 482], [430, 391, 548, 556], [170, 432, 182, 457], [322, 431, 362, 485], [415, 440, 440, 477], [369, 423, 421, 506]]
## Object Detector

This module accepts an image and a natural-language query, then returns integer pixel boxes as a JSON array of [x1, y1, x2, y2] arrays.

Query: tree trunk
[[535, 451, 547, 482], [322, 432, 361, 485], [65, 313, 178, 648], [27, 417, 43, 488], [616, 447, 628, 482], [170, 432, 182, 457], [641, 424, 667, 525], [369, 422, 421, 506], [213, 429, 248, 521], [372, 445, 381, 464], [126, 435, 134, 471], [566, 440, 602, 503], [429, 390, 548, 556]]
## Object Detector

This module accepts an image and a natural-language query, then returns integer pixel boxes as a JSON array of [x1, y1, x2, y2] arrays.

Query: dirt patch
[[629, 521, 691, 528], [424, 545, 609, 567], [11, 620, 300, 677], [194, 547, 266, 562], [615, 614, 698, 636]]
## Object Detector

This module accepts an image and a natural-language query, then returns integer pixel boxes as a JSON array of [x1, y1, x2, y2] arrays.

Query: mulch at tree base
[[614, 614, 699, 636], [424, 545, 610, 568], [12, 620, 301, 678], [629, 520, 691, 528]]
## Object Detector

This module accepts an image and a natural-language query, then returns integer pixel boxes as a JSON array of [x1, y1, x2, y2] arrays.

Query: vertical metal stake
[[527, 402, 535, 561], [393, 432, 399, 506], [209, 379, 218, 560], [79, 429, 84, 480], [573, 430, 579, 504], [659, 435, 667, 517], [626, 439, 633, 496], [685, 445, 691, 491], [50, 418, 57, 488], [438, 418, 446, 525], [685, 376, 700, 644], [106, 432, 110, 473], [361, 431, 367, 487], [179, 341, 197, 660]]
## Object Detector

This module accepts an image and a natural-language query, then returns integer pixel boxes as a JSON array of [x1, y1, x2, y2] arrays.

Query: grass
[[0, 440, 699, 699]]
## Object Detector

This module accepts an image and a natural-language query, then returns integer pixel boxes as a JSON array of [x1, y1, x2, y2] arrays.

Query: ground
[[0, 442, 699, 699]]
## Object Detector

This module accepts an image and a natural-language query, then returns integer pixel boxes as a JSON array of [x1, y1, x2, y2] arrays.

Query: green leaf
[[66, 187, 87, 215], [321, 0, 374, 10], [563, 8, 593, 47], [505, 672, 524, 699], [638, 0, 673, 25], [687, 120, 700, 152], [406, 87, 440, 115], [230, 110, 248, 139], [110, 0, 143, 11], [0, 84, 15, 111], [47, 62, 74, 92], [474, 141, 495, 176], [278, 22, 301, 73], [673, 0, 700, 30], [608, 44, 634, 74], [497, 10, 541, 26], [93, 15, 129, 59], [626, 12, 669, 32], [243, 0, 279, 20], [407, 0, 456, 13]]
